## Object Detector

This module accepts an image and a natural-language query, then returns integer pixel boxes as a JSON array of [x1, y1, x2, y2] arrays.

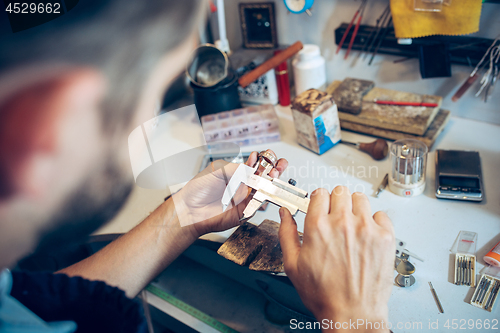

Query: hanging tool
[[359, 5, 390, 58], [340, 138, 389, 160], [368, 15, 392, 66], [344, 0, 368, 59], [475, 45, 500, 102], [336, 0, 368, 55], [429, 282, 445, 313], [452, 34, 500, 102], [364, 6, 391, 60], [375, 173, 389, 197]]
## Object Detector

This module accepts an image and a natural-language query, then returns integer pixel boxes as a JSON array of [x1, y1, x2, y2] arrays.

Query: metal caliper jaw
[[221, 152, 310, 222]]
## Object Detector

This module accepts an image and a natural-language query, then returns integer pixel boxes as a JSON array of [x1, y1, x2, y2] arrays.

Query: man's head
[[0, 0, 204, 268]]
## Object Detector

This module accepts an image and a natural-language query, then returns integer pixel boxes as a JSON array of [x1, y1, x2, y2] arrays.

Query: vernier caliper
[[222, 152, 425, 263], [221, 151, 310, 221]]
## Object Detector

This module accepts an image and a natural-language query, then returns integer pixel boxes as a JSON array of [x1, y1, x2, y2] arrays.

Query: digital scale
[[435, 150, 484, 202]]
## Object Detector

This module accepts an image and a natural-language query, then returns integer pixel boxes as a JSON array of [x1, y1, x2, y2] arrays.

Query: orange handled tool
[[238, 41, 303, 88]]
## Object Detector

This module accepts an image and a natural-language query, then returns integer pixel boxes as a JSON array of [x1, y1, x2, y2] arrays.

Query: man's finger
[[330, 185, 352, 215], [279, 207, 301, 278], [351, 192, 372, 218], [373, 211, 395, 235], [275, 158, 288, 176], [268, 168, 279, 178], [307, 188, 330, 217], [245, 151, 258, 167]]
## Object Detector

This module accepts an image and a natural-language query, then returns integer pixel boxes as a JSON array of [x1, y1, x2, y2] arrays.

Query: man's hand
[[174, 150, 288, 238], [279, 186, 395, 332], [60, 149, 287, 297]]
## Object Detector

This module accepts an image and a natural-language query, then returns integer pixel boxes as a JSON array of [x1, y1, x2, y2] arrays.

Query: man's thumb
[[278, 207, 300, 276]]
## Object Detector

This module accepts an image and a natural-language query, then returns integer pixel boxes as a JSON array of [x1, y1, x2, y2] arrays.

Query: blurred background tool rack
[[334, 23, 498, 67]]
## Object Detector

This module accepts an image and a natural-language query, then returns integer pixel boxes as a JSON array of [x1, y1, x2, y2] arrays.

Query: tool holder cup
[[388, 139, 428, 197]]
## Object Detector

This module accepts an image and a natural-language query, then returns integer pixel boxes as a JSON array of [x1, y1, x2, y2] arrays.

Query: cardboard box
[[291, 89, 341, 154]]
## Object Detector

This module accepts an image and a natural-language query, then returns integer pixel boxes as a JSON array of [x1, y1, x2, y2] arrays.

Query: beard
[[30, 156, 134, 257]]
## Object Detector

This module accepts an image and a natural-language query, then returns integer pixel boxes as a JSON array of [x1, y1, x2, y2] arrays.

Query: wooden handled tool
[[238, 41, 303, 88], [341, 138, 389, 160], [451, 74, 479, 102]]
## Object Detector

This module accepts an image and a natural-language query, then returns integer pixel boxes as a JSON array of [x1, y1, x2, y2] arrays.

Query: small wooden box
[[291, 89, 341, 155]]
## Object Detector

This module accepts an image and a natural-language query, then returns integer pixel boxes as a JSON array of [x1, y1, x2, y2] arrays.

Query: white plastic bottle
[[292, 44, 326, 96]]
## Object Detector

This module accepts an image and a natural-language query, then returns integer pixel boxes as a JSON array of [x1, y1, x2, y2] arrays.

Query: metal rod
[[364, 5, 391, 58], [462, 257, 466, 285], [484, 281, 498, 310], [359, 5, 389, 56], [468, 258, 472, 287], [473, 278, 486, 303], [471, 258, 475, 287], [462, 257, 468, 285], [429, 282, 444, 313], [487, 281, 500, 310], [375, 173, 389, 197], [368, 16, 393, 65], [480, 280, 492, 304], [340, 140, 358, 147], [458, 257, 462, 285]]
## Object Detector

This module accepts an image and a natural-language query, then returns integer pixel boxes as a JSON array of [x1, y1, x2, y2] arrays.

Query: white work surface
[[98, 105, 500, 332]]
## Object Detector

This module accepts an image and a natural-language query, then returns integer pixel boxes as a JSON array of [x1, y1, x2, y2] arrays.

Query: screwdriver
[[341, 138, 389, 160]]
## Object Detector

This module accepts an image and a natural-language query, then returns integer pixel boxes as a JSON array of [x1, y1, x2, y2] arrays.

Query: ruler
[[145, 284, 239, 333]]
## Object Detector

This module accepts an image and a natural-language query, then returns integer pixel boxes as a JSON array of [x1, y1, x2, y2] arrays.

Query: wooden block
[[325, 80, 342, 95], [326, 81, 443, 136], [331, 78, 375, 115], [249, 241, 284, 273], [340, 109, 451, 148], [217, 219, 302, 273], [339, 87, 442, 135], [217, 222, 265, 266]]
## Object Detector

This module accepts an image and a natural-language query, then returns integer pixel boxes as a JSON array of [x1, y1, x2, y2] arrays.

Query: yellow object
[[390, 0, 482, 38]]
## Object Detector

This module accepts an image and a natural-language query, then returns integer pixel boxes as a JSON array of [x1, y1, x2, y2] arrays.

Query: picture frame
[[239, 2, 278, 49]]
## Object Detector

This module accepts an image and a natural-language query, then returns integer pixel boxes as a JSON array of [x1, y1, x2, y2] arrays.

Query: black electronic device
[[435, 150, 483, 202]]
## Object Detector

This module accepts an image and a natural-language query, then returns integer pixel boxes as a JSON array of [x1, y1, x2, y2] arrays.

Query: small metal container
[[187, 44, 229, 88]]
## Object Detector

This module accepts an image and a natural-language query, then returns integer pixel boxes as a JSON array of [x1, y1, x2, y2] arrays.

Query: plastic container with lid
[[292, 44, 326, 96]]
